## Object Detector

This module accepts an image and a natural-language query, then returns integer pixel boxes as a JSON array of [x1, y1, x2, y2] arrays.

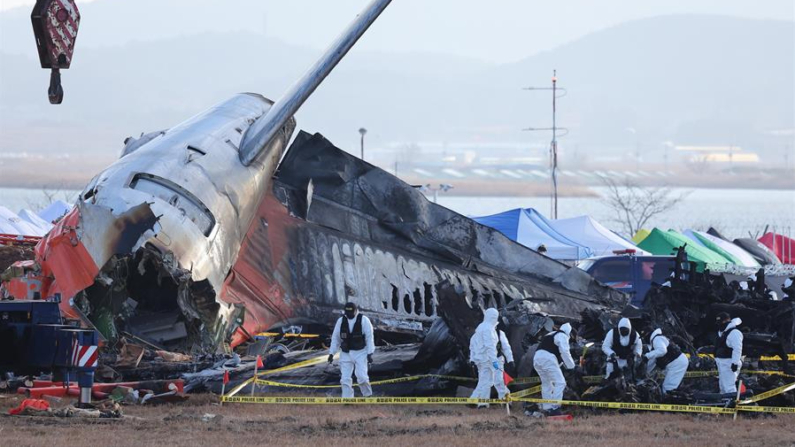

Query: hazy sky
[[3, 0, 793, 62]]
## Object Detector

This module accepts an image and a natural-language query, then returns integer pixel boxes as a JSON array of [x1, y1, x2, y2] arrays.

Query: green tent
[[686, 230, 743, 266], [637, 228, 728, 271]]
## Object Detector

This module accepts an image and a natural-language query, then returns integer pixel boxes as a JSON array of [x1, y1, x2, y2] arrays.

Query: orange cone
[[256, 355, 264, 369]]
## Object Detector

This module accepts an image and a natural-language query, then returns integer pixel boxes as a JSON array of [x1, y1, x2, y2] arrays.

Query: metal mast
[[524, 70, 567, 219]]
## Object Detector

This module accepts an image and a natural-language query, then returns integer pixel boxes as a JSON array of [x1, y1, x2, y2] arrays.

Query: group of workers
[[466, 310, 744, 414], [325, 302, 744, 414]]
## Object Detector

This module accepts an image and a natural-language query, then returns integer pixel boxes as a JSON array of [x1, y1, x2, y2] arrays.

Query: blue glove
[[492, 361, 500, 370]]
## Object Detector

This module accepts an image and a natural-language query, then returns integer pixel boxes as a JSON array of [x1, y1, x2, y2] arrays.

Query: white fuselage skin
[[77, 93, 294, 323]]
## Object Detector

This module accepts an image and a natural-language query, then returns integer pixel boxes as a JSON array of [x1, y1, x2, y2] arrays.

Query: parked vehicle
[[578, 250, 676, 305]]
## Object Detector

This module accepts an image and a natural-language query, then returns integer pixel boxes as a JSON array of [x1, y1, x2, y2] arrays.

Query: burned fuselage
[[29, 125, 625, 353], [217, 131, 627, 345]]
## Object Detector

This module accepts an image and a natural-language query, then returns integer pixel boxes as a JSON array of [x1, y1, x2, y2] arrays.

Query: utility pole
[[524, 70, 567, 219], [359, 127, 367, 161]]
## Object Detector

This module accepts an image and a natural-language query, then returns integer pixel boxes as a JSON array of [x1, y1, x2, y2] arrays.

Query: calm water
[[1, 187, 792, 240]]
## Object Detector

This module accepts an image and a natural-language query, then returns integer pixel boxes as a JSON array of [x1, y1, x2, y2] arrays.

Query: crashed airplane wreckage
[[19, 126, 627, 354], [3, 0, 625, 354]]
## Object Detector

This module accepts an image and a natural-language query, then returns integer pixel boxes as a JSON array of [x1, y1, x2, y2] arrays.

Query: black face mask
[[345, 310, 356, 319], [619, 327, 630, 337]]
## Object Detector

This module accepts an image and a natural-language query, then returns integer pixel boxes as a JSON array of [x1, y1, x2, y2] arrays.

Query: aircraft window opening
[[423, 283, 434, 317], [413, 289, 422, 315], [469, 287, 482, 309], [391, 286, 399, 312]]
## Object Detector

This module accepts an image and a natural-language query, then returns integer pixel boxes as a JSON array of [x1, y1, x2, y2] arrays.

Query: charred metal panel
[[274, 131, 626, 308]]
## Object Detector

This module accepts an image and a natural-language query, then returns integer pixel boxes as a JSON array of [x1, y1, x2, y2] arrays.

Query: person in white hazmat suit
[[327, 302, 375, 398], [532, 323, 575, 413], [496, 321, 516, 378], [602, 318, 643, 379], [469, 308, 508, 407], [644, 328, 688, 393], [714, 312, 743, 394]]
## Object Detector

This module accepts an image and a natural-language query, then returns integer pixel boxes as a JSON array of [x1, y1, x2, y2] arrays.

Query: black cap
[[715, 312, 730, 322], [344, 302, 358, 312]]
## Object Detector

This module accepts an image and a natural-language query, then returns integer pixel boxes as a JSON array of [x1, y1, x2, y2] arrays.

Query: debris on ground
[[8, 398, 122, 418]]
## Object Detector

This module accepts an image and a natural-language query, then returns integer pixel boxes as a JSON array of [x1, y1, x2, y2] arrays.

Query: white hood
[[724, 317, 742, 332], [618, 318, 632, 346], [482, 308, 499, 327], [649, 328, 662, 342], [560, 323, 572, 337]]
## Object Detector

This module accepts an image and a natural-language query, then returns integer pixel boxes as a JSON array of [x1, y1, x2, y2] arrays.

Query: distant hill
[[0, 13, 792, 166]]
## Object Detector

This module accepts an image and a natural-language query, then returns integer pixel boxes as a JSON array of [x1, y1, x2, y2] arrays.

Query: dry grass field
[[1, 394, 794, 447]]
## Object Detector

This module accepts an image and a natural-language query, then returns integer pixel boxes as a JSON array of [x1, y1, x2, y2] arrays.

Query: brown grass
[[1, 394, 794, 447]]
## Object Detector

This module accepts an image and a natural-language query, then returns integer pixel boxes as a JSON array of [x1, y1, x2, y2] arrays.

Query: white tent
[[38, 200, 72, 224], [0, 206, 46, 236], [549, 215, 649, 257], [18, 209, 53, 235], [683, 229, 760, 268]]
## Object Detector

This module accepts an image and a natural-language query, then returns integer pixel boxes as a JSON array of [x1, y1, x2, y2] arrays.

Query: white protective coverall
[[329, 312, 376, 398], [533, 323, 576, 411], [497, 329, 514, 387], [602, 318, 643, 379], [644, 329, 689, 393], [716, 318, 743, 394], [469, 308, 505, 405]]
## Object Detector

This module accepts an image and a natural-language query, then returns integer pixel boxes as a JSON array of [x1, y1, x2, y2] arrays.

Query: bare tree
[[684, 154, 712, 175], [24, 183, 78, 212], [601, 177, 690, 237]]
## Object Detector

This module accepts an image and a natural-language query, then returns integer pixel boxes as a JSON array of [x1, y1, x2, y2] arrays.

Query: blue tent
[[473, 208, 592, 260]]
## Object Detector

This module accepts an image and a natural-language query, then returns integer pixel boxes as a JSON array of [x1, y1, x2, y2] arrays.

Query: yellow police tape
[[223, 396, 508, 405], [256, 354, 331, 376], [225, 354, 795, 414], [514, 397, 737, 414], [222, 394, 795, 415], [509, 385, 541, 399], [257, 332, 321, 339], [691, 353, 795, 361], [735, 405, 795, 414], [249, 368, 793, 391], [254, 374, 477, 389], [221, 393, 795, 415], [738, 381, 795, 404]]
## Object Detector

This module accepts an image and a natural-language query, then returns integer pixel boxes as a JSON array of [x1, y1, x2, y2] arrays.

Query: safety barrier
[[222, 355, 795, 415]]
